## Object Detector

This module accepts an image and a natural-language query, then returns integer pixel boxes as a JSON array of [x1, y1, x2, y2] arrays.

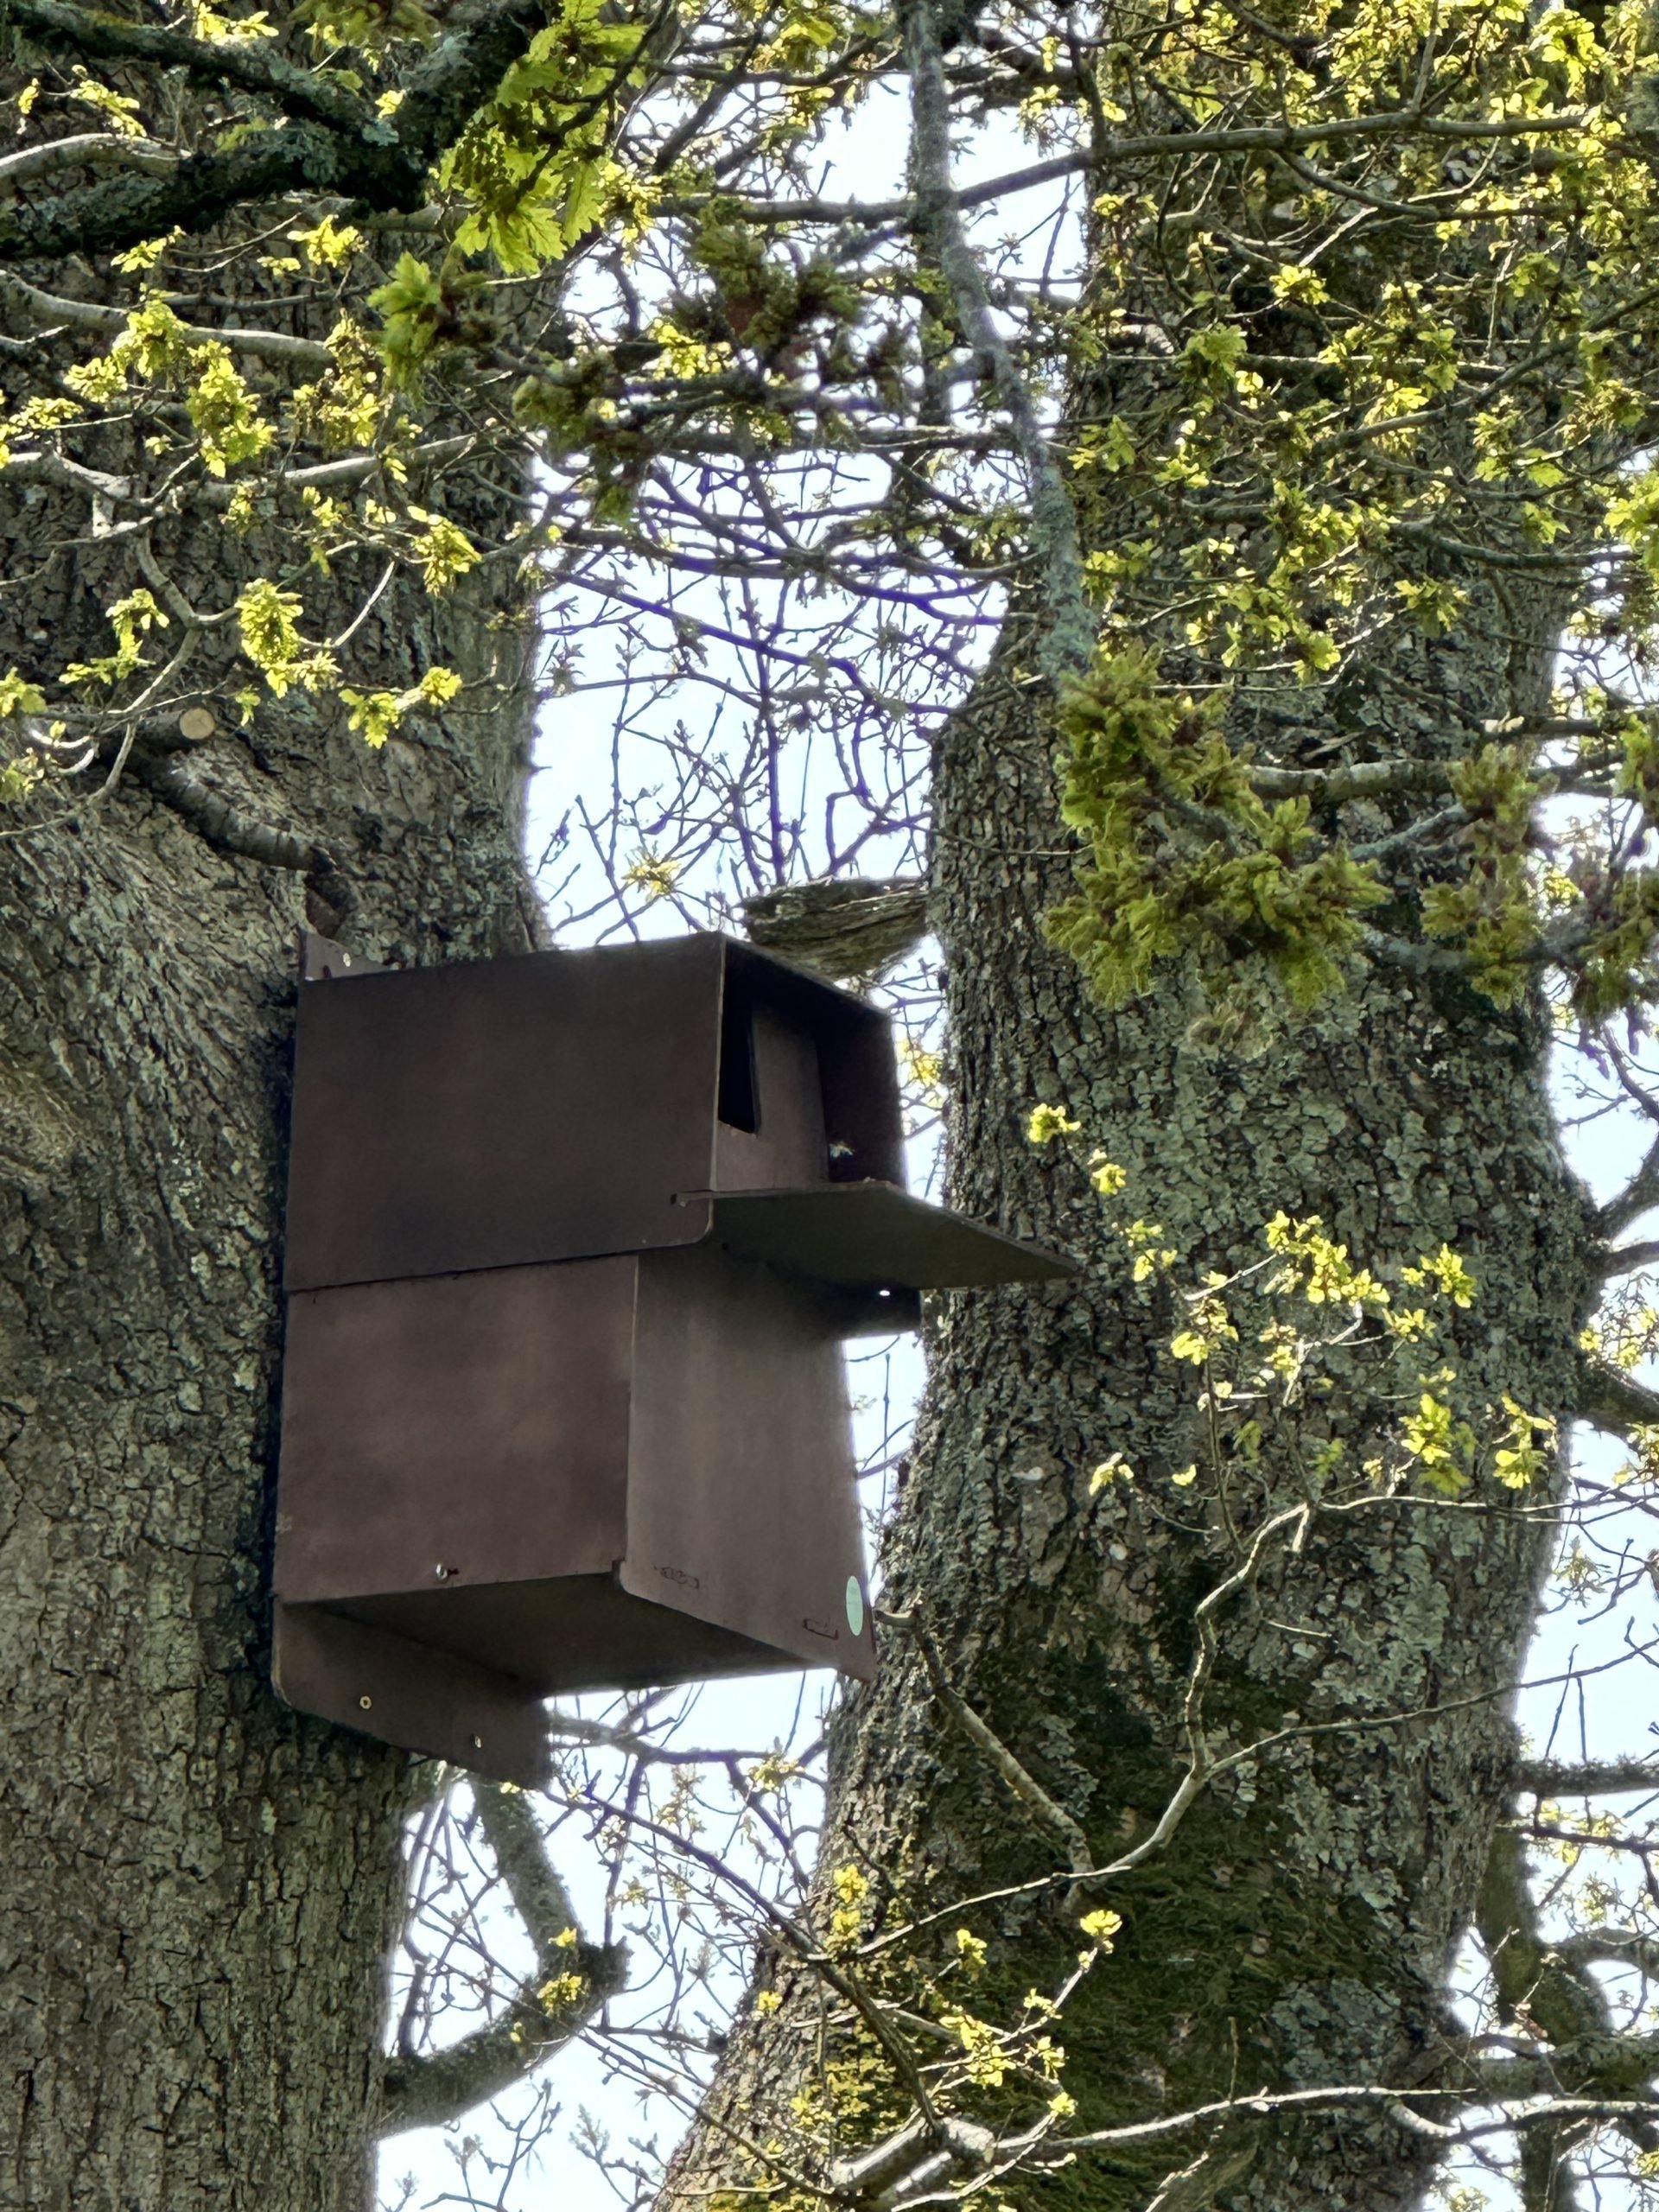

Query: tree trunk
[[679, 559, 1594, 2209], [0, 416, 535, 2202]]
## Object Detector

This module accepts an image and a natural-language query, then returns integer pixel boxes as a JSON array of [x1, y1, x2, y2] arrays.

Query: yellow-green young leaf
[[67, 71, 143, 136], [1079, 1908, 1122, 1948], [622, 849, 680, 901], [235, 581, 337, 699], [560, 159, 609, 247], [1402, 1244, 1478, 1307], [1027, 1103, 1080, 1145], [340, 689, 402, 747], [186, 347, 274, 476], [537, 1971, 586, 2012], [0, 669, 45, 717], [954, 1928, 988, 1973], [1493, 1394, 1557, 1489], [407, 511, 480, 594], [0, 753, 42, 802], [112, 232, 183, 275], [289, 216, 364, 270], [368, 255, 447, 391], [189, 1, 278, 37]]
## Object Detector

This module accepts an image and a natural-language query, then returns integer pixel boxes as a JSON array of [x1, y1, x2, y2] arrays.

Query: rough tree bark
[[0, 346, 538, 2201], [678, 568, 1597, 2209], [0, 12, 1624, 2210]]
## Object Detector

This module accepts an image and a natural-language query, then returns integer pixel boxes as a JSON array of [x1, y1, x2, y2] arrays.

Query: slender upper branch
[[703, 102, 1590, 230], [899, 0, 1092, 681]]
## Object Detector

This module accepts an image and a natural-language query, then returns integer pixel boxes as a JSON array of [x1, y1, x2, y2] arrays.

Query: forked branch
[[375, 1781, 628, 2138]]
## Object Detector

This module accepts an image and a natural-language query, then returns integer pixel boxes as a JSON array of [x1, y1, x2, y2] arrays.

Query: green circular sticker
[[845, 1577, 866, 1637]]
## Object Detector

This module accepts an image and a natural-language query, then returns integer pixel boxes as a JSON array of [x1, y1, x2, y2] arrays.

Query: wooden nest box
[[271, 931, 1074, 1783]]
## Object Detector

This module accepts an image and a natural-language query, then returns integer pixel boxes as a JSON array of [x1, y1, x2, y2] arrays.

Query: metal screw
[[434, 1563, 449, 1579], [471, 1735, 483, 1751], [359, 1694, 373, 1711]]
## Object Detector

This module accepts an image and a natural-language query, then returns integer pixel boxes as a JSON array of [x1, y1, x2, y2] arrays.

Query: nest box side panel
[[284, 938, 724, 1291], [272, 1601, 551, 1787], [275, 1257, 635, 1606], [618, 1245, 876, 1680]]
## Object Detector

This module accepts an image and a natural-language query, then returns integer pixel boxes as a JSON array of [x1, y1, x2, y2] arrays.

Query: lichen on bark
[[0, 289, 541, 2201], [674, 582, 1596, 2212]]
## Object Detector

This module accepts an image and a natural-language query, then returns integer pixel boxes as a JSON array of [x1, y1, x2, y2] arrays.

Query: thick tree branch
[[1478, 1821, 1659, 2202], [0, 130, 173, 190], [3, 0, 379, 131], [1249, 756, 1452, 804], [1363, 912, 1599, 982], [741, 874, 930, 982], [391, 0, 558, 166], [0, 0, 556, 264], [474, 1781, 585, 1978], [375, 1940, 626, 2136], [130, 750, 354, 923], [0, 124, 423, 264], [1574, 1357, 1659, 1440], [1596, 1130, 1659, 1240], [1516, 1758, 1659, 1797], [1520, 1818, 1659, 1859], [1557, 1930, 1659, 1977], [1593, 1238, 1659, 1282], [376, 1782, 628, 2139], [1479, 1826, 1606, 2051], [0, 269, 333, 366]]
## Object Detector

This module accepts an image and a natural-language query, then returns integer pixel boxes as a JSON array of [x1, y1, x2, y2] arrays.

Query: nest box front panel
[[284, 938, 726, 1291], [275, 1256, 635, 1606], [619, 1243, 877, 1681]]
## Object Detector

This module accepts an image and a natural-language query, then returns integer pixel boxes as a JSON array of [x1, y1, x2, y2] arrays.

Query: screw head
[[470, 1734, 483, 1751], [359, 1694, 373, 1711], [434, 1564, 449, 1579]]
